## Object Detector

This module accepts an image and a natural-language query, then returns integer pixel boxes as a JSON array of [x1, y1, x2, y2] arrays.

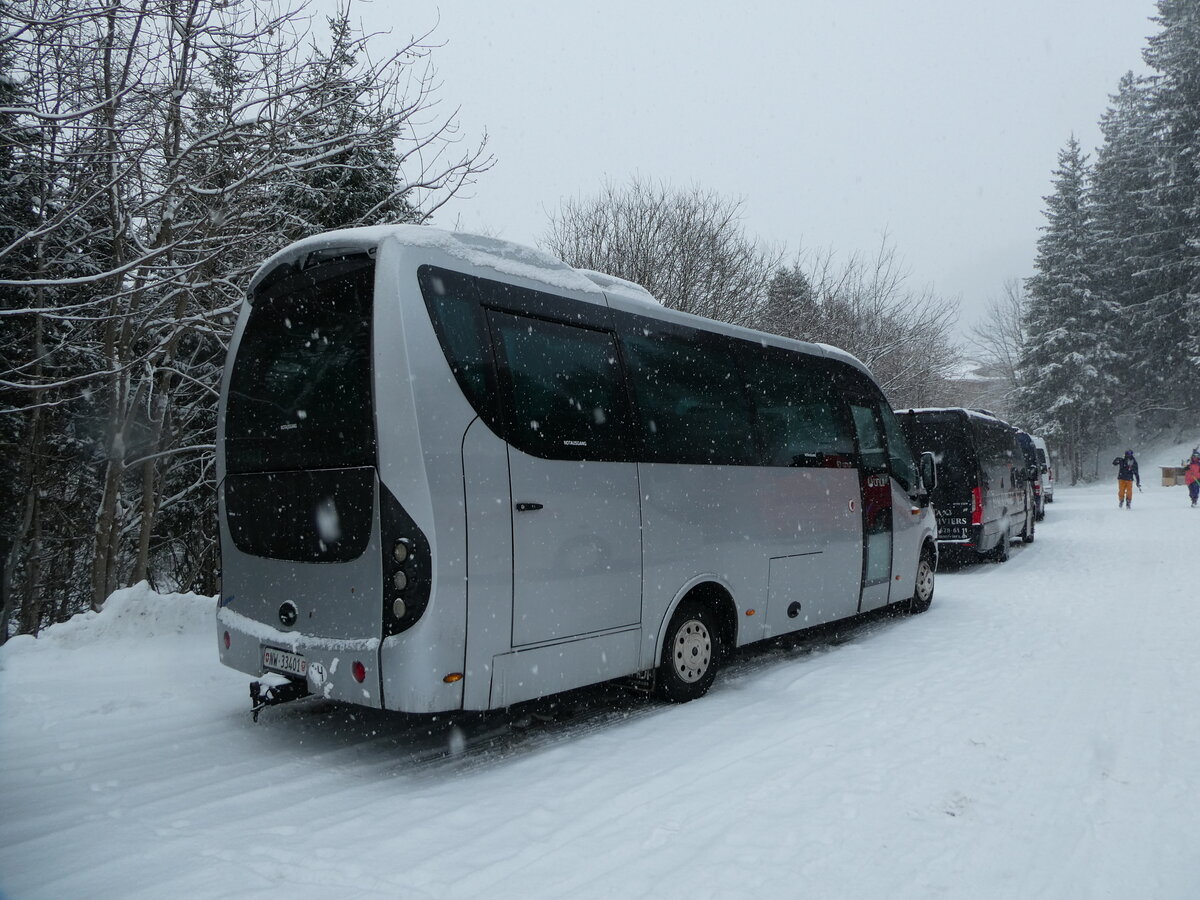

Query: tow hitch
[[250, 674, 310, 722]]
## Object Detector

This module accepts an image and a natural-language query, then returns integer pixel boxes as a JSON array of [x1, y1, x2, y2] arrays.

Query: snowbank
[[1151, 434, 1200, 468], [0, 582, 215, 657]]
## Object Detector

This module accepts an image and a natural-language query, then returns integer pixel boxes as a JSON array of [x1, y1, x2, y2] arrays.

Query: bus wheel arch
[[653, 581, 737, 703]]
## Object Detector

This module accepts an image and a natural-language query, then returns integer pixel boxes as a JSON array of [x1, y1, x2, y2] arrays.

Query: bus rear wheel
[[655, 599, 722, 703]]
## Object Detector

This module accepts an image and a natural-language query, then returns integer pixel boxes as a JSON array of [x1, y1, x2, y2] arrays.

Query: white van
[[1031, 435, 1054, 503]]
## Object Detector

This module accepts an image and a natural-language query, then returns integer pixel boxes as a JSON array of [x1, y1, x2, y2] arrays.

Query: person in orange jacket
[[1185, 450, 1200, 508], [1112, 449, 1140, 508]]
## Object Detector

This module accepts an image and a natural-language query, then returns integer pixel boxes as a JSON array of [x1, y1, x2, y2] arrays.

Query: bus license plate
[[262, 647, 307, 677]]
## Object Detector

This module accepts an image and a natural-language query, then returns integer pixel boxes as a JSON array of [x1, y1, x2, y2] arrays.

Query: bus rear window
[[226, 257, 375, 474], [224, 467, 375, 562]]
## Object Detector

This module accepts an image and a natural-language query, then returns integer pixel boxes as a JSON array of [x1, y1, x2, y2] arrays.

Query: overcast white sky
[[345, 0, 1158, 335]]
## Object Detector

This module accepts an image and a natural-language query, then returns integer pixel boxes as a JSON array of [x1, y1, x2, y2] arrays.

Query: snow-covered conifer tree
[[275, 12, 419, 234], [1090, 73, 1161, 410], [1139, 0, 1200, 401], [1018, 138, 1120, 483]]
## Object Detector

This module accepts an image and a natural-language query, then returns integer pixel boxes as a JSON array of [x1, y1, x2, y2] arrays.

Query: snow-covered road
[[3, 479, 1199, 899]]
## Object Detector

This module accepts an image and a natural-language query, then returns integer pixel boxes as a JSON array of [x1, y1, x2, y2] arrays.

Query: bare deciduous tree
[[543, 180, 958, 411], [542, 177, 782, 327], [763, 240, 961, 409], [0, 0, 492, 640], [962, 278, 1027, 419]]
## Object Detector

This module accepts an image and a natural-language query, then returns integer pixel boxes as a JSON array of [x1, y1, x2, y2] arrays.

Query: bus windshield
[[225, 256, 376, 474]]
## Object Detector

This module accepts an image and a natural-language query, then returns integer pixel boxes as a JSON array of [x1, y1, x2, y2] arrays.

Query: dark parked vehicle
[[1031, 435, 1054, 503], [898, 408, 1035, 561], [1015, 430, 1045, 521]]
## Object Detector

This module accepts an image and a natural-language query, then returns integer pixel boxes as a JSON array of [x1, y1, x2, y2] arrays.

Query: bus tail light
[[380, 484, 432, 638], [223, 631, 231, 650], [970, 487, 983, 526], [352, 661, 367, 683]]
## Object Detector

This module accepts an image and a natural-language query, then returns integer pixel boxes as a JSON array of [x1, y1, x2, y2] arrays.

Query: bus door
[[849, 400, 893, 612], [487, 310, 642, 647]]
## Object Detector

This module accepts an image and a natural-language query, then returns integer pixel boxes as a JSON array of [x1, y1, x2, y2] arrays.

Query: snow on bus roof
[[812, 342, 870, 373], [900, 406, 1011, 424], [251, 224, 605, 296], [396, 227, 606, 295], [577, 269, 661, 305], [249, 225, 874, 378]]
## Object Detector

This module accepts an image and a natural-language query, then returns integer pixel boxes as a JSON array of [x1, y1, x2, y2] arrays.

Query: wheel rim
[[916, 557, 934, 602], [672, 619, 712, 683]]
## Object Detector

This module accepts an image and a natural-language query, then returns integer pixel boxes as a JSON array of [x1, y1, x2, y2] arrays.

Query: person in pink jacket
[[1185, 450, 1200, 508]]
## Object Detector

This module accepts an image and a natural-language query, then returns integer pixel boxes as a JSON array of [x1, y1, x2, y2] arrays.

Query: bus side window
[[419, 266, 497, 421], [622, 327, 756, 466], [878, 403, 918, 493], [850, 404, 887, 470], [488, 311, 631, 462], [744, 349, 854, 466]]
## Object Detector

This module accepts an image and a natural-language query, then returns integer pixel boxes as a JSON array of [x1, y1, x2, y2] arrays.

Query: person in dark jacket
[[1112, 449, 1140, 508]]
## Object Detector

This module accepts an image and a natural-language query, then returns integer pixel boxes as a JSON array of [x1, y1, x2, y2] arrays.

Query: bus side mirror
[[920, 451, 937, 493]]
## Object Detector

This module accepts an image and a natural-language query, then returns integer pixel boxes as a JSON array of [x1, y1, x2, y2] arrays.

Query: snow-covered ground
[[3, 477, 1200, 899]]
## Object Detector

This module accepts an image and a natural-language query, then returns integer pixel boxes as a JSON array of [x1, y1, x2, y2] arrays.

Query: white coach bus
[[216, 226, 938, 714]]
